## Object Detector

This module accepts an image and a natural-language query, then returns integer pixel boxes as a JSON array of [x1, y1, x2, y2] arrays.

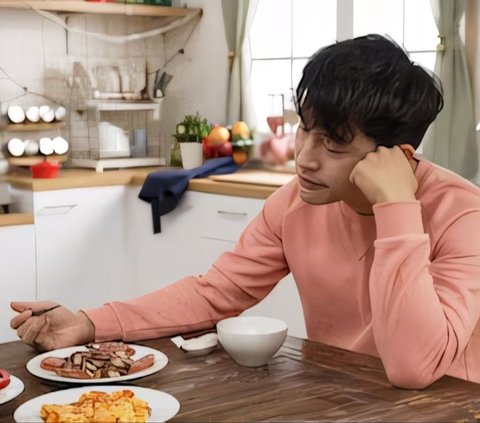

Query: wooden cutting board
[[209, 171, 296, 187]]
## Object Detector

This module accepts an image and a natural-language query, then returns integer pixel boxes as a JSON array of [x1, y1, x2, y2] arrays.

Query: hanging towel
[[139, 157, 240, 234]]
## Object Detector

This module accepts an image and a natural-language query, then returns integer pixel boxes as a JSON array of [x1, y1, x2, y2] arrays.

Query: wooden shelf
[[72, 157, 164, 172], [84, 99, 162, 111], [2, 122, 66, 132], [0, 1, 201, 17], [8, 155, 68, 166]]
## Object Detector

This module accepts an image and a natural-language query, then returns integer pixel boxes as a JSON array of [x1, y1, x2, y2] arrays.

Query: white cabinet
[[127, 188, 307, 338], [0, 224, 36, 343], [125, 189, 265, 291], [34, 186, 134, 310]]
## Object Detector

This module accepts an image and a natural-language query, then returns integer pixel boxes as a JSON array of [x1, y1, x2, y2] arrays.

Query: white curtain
[[422, 0, 478, 181], [222, 0, 258, 125]]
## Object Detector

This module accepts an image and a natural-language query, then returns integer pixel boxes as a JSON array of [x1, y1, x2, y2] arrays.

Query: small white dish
[[0, 375, 25, 405], [171, 333, 219, 356], [181, 333, 218, 355]]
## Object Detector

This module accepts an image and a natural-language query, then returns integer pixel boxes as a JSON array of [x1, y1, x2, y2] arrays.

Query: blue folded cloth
[[139, 157, 240, 233]]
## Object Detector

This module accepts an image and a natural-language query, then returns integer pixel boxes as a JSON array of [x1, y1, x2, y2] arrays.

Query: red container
[[31, 161, 61, 179]]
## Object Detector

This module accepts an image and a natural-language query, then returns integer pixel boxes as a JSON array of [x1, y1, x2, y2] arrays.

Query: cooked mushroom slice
[[89, 358, 108, 368], [110, 357, 127, 369], [72, 353, 84, 367], [107, 369, 121, 378], [85, 361, 97, 372], [115, 351, 129, 359]]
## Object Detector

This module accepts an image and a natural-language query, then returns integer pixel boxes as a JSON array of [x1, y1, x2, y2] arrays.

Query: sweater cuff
[[373, 201, 424, 238], [82, 304, 124, 342]]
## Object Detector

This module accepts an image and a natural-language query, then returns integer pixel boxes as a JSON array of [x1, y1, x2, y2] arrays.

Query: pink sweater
[[85, 159, 480, 388]]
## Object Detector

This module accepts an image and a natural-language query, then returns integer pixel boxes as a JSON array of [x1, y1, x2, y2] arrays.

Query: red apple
[[202, 137, 215, 159], [217, 141, 233, 157]]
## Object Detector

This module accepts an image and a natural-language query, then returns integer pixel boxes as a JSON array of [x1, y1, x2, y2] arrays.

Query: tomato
[[0, 369, 10, 390]]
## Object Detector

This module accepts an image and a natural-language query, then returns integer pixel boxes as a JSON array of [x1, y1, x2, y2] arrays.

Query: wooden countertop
[[0, 167, 295, 227], [2, 336, 480, 421]]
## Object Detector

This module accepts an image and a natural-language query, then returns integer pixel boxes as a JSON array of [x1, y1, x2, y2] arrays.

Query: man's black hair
[[295, 34, 444, 149]]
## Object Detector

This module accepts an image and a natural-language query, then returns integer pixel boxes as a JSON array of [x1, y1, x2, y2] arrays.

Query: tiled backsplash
[[0, 0, 229, 167]]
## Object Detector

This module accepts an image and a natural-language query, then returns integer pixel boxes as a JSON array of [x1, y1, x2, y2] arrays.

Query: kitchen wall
[[0, 0, 229, 164]]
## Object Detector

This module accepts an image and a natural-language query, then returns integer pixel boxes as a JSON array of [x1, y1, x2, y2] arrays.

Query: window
[[249, 0, 438, 133]]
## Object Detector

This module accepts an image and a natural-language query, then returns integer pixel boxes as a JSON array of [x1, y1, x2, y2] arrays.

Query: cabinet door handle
[[216, 210, 248, 216], [37, 204, 78, 215]]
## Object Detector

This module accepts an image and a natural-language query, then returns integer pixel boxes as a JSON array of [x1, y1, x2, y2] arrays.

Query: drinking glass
[[266, 94, 284, 136]]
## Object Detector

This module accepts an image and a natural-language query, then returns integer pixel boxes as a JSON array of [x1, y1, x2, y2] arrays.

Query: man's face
[[295, 126, 377, 209]]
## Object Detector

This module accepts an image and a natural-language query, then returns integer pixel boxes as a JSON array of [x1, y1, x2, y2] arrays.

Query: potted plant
[[172, 112, 213, 169]]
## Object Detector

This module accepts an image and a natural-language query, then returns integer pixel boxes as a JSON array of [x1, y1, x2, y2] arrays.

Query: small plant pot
[[180, 142, 203, 169]]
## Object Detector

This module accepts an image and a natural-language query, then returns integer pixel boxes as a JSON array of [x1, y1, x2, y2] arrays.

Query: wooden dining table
[[2, 335, 480, 422]]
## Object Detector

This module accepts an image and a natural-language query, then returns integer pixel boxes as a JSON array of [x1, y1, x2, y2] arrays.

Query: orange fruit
[[232, 150, 249, 165], [208, 126, 230, 146], [231, 121, 250, 141]]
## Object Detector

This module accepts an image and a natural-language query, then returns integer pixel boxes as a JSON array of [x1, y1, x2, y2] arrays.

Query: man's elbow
[[384, 363, 438, 390]]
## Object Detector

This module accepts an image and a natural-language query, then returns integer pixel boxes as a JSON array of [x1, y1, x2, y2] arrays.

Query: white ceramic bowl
[[216, 316, 287, 367]]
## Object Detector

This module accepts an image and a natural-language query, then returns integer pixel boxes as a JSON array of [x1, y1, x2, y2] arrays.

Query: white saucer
[[0, 375, 25, 405]]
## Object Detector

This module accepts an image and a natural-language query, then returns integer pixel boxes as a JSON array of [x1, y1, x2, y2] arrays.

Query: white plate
[[26, 344, 168, 384], [0, 375, 25, 405], [13, 385, 180, 422]]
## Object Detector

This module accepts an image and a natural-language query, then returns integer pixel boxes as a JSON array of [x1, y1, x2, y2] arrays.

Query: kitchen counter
[[0, 166, 295, 227]]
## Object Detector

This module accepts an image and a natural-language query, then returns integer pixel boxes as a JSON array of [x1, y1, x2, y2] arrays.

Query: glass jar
[[169, 139, 183, 167]]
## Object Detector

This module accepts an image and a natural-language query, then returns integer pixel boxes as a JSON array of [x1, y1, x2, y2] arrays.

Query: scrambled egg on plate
[[40, 389, 150, 423]]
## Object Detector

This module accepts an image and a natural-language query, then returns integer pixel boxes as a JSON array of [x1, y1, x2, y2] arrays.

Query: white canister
[[54, 106, 66, 121], [39, 137, 54, 155], [25, 106, 40, 123], [7, 106, 25, 124], [52, 136, 69, 155], [7, 138, 25, 157], [23, 139, 40, 156]]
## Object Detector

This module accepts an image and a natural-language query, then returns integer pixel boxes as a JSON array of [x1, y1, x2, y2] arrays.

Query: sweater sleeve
[[83, 195, 290, 342], [370, 201, 480, 389]]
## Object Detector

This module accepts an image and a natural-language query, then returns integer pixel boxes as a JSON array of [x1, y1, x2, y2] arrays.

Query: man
[[10, 34, 480, 389]]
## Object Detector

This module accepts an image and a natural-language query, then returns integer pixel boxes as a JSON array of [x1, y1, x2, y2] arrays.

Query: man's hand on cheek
[[349, 145, 418, 206]]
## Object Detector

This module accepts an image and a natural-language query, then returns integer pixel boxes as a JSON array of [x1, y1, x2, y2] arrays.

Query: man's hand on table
[[10, 301, 95, 352]]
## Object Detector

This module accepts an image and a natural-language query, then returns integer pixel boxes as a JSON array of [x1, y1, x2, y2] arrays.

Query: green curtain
[[422, 0, 478, 181], [222, 0, 258, 125]]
